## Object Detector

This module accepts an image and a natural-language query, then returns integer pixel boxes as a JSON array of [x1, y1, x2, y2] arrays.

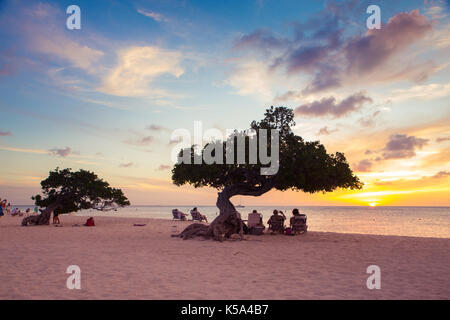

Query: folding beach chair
[[191, 210, 207, 222], [247, 212, 262, 228], [172, 209, 186, 221], [291, 214, 308, 234], [268, 217, 285, 234]]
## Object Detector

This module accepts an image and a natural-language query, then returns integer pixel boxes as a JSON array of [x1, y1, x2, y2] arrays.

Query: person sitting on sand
[[0, 203, 4, 219], [33, 207, 38, 215], [84, 217, 95, 226], [53, 212, 60, 224], [26, 208, 31, 215], [11, 208, 22, 216]]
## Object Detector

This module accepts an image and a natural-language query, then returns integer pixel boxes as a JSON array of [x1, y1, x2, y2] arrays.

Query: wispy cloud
[[338, 189, 450, 200], [17, 3, 104, 72], [146, 124, 170, 132], [0, 130, 11, 136], [224, 60, 276, 99], [233, 28, 289, 52], [295, 92, 372, 118], [382, 134, 429, 160], [48, 147, 78, 157], [156, 164, 171, 171], [372, 170, 450, 187], [358, 110, 381, 128], [124, 135, 154, 147], [425, 5, 448, 20], [119, 162, 134, 168], [99, 46, 184, 97], [169, 136, 183, 145], [316, 126, 338, 135], [436, 136, 450, 143], [229, 7, 440, 100], [0, 146, 48, 154], [353, 159, 373, 172], [390, 83, 450, 102], [137, 9, 169, 22], [431, 171, 450, 179]]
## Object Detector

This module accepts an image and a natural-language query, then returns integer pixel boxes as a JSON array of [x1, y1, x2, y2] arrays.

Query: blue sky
[[0, 0, 449, 206]]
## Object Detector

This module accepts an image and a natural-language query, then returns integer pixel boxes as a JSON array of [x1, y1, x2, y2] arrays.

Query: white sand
[[0, 215, 449, 300]]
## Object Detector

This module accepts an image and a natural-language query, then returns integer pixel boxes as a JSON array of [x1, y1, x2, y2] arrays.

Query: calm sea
[[67, 205, 449, 238], [12, 205, 450, 238]]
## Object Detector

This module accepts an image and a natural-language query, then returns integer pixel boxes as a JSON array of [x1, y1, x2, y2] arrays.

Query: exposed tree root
[[21, 203, 60, 226], [171, 223, 211, 240]]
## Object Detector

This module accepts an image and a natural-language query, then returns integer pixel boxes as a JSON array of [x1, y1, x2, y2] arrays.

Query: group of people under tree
[[171, 106, 361, 241], [173, 205, 306, 235], [241, 208, 307, 235], [173, 207, 208, 223]]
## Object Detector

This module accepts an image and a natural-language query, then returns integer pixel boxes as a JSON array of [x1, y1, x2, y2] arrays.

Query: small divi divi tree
[[171, 106, 362, 241], [22, 168, 130, 226]]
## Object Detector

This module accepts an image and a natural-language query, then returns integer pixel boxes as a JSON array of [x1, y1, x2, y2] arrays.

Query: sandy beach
[[0, 215, 449, 300]]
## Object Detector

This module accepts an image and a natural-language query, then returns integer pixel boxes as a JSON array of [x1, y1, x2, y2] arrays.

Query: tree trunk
[[208, 188, 242, 241], [173, 180, 275, 241], [21, 202, 61, 226]]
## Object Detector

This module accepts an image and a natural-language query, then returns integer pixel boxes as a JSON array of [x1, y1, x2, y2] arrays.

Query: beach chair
[[191, 210, 207, 222], [268, 217, 285, 234], [172, 209, 186, 221], [247, 212, 265, 235], [291, 214, 308, 234], [247, 212, 262, 228]]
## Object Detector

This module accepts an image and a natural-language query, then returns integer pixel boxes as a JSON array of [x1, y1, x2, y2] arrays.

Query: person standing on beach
[[0, 198, 6, 210], [53, 212, 60, 224], [235, 211, 247, 236], [0, 198, 7, 219]]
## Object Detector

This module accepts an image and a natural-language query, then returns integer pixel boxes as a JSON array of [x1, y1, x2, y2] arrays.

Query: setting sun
[[369, 203, 378, 207]]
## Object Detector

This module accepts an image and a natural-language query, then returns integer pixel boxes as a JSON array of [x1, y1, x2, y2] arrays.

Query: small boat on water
[[235, 197, 245, 208]]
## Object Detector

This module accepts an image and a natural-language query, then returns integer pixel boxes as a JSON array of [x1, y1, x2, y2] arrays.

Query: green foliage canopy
[[172, 106, 362, 195], [33, 168, 130, 214]]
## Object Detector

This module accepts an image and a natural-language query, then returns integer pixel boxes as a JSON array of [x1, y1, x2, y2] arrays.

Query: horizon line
[[10, 204, 450, 208]]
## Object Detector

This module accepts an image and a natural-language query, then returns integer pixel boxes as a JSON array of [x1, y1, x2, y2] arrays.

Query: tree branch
[[227, 177, 276, 198]]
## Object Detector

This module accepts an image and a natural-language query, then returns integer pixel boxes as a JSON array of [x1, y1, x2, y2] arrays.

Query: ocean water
[[73, 205, 449, 239], [11, 205, 450, 238]]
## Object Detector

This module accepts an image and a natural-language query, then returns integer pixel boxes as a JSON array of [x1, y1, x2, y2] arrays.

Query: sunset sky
[[0, 0, 449, 206]]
